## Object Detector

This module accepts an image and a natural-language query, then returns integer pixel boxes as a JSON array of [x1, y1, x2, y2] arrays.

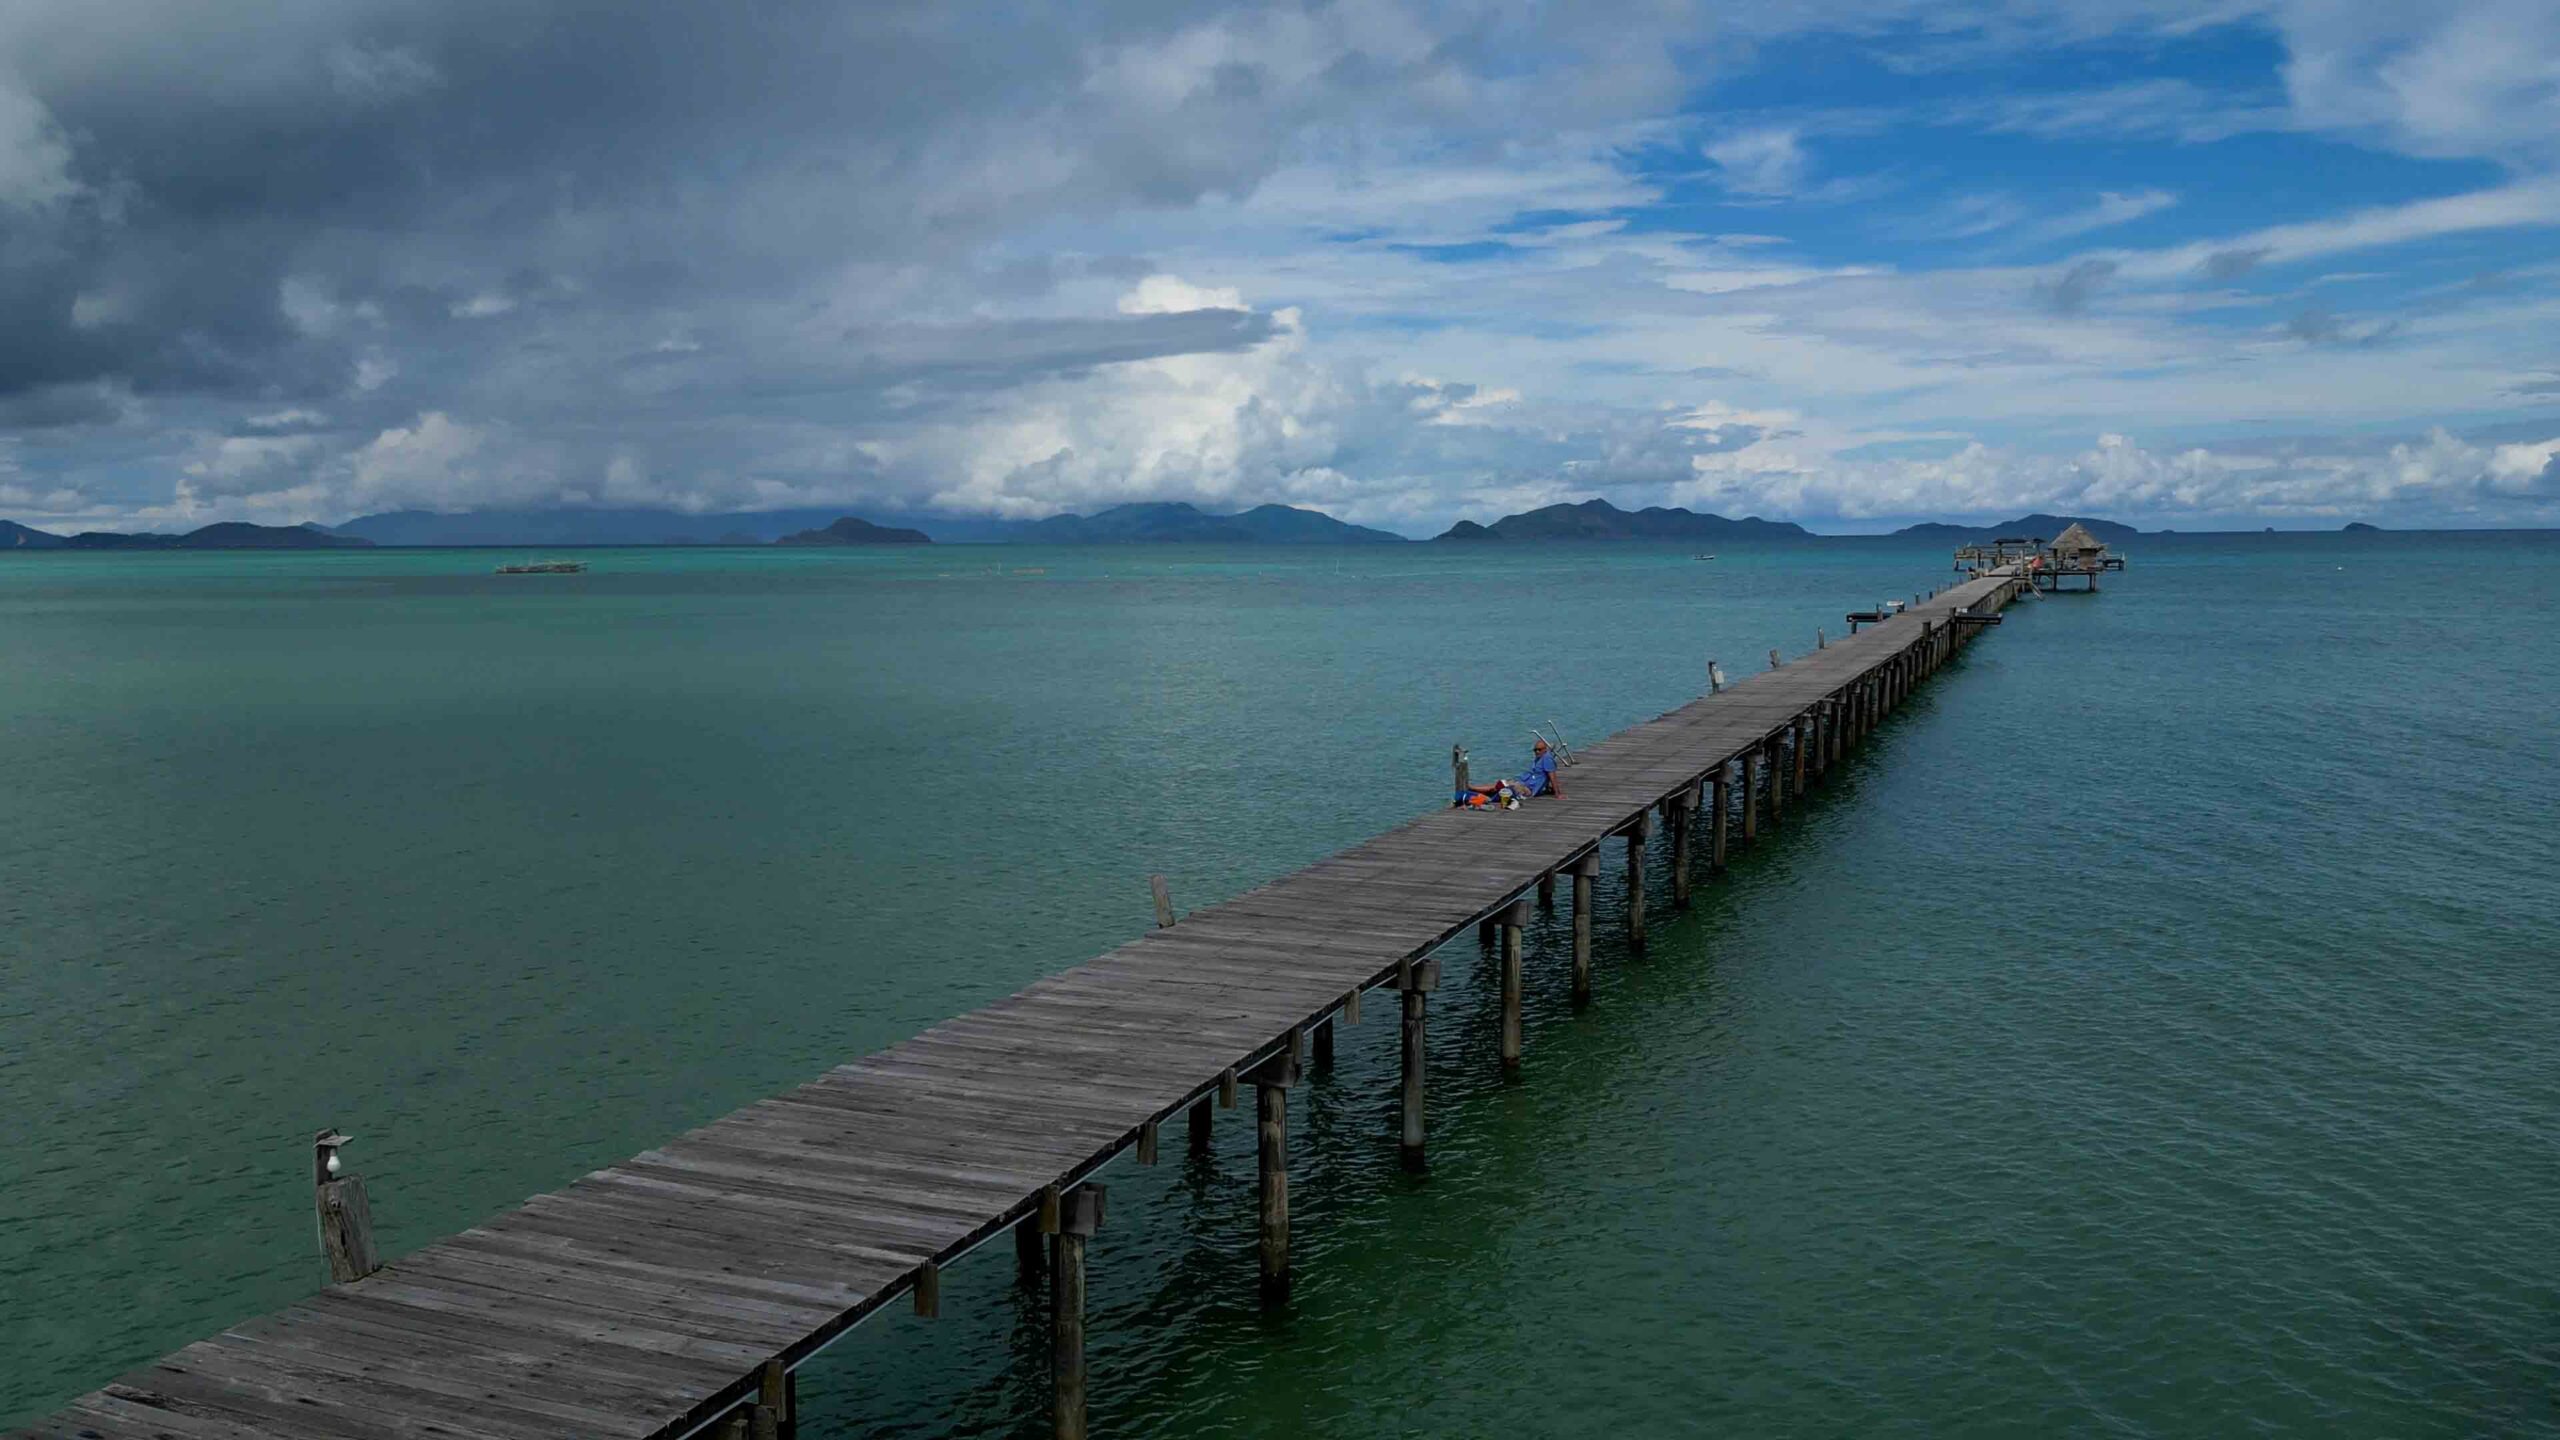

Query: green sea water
[[3, 534, 2556, 1435]]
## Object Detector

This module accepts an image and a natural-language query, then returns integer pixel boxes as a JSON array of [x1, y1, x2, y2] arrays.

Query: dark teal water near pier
[[3, 534, 2556, 1435]]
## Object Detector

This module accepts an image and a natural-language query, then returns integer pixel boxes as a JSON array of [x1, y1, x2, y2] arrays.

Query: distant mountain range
[[1435, 499, 1812, 542], [6, 502, 2175, 552], [335, 507, 851, 546], [326, 501, 1400, 545], [1887, 513, 2143, 543], [776, 516, 932, 545], [999, 501, 1404, 544], [1, 520, 372, 550]]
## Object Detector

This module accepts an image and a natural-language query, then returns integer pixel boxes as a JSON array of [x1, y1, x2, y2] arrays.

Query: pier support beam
[[1186, 1096, 1212, 1158], [1766, 739, 1785, 827], [1253, 1049, 1298, 1305], [1397, 958, 1439, 1170], [1312, 1018, 1334, 1073], [1623, 813, 1650, 950], [1667, 792, 1693, 909], [1537, 872, 1555, 909], [1792, 719, 1809, 798], [1497, 898, 1529, 1075], [1051, 1184, 1106, 1440], [1569, 852, 1598, 1005]]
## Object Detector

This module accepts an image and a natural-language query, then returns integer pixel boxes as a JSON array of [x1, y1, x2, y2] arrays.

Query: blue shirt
[[1515, 750, 1557, 796]]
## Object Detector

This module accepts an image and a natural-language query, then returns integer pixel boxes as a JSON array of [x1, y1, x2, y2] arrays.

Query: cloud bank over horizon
[[2, 0, 2557, 536]]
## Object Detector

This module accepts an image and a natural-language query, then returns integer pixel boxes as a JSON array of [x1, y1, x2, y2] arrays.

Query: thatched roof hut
[[2048, 522, 2107, 563]]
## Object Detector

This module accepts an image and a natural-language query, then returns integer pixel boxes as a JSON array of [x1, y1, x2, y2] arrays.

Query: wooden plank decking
[[12, 567, 2033, 1440]]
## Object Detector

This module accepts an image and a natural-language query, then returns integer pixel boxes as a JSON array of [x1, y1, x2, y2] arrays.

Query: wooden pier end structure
[[1956, 522, 2124, 593], [13, 566, 2052, 1440]]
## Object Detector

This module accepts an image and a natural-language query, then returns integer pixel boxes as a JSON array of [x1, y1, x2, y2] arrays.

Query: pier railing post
[[1149, 874, 1175, 929], [1622, 812, 1650, 950], [1397, 958, 1439, 1170], [1251, 1044, 1301, 1305], [1052, 1183, 1106, 1440], [1568, 852, 1598, 1005], [312, 1130, 381, 1285], [1497, 898, 1529, 1075]]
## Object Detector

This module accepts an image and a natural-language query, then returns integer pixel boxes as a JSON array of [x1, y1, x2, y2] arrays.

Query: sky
[[2, 1, 2557, 537]]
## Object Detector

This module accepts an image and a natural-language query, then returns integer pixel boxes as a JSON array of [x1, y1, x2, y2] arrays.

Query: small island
[[775, 516, 933, 546], [2343, 521, 2382, 533], [1432, 498, 1809, 541]]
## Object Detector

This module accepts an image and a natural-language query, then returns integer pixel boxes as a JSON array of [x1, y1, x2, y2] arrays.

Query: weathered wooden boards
[[12, 568, 2027, 1440]]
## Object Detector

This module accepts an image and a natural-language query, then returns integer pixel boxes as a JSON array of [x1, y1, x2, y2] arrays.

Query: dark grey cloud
[[2035, 257, 2115, 313], [0, 0, 1707, 522], [2282, 305, 2400, 347], [2200, 246, 2270, 281]]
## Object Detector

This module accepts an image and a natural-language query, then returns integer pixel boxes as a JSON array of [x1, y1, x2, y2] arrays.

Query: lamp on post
[[313, 1127, 381, 1284]]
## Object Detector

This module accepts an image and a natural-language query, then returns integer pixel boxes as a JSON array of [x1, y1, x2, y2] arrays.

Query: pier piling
[[1569, 852, 1598, 1005], [1016, 1213, 1045, 1286], [1668, 792, 1694, 908], [1710, 766, 1730, 871], [1623, 812, 1650, 949], [1252, 1046, 1300, 1304], [1052, 1184, 1105, 1440], [1767, 738, 1785, 827], [1498, 898, 1529, 1074], [1397, 957, 1438, 1170]]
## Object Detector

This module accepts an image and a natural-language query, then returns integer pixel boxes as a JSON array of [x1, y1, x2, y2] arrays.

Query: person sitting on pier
[[1461, 738, 1563, 809]]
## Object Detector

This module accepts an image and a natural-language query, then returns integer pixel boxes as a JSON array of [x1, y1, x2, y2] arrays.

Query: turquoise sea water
[[2, 534, 2556, 1435]]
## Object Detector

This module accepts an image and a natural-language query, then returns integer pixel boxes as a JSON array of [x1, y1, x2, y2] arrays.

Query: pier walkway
[[15, 567, 2035, 1440]]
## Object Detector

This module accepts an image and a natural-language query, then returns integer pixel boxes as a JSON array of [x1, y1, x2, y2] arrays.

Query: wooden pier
[[13, 566, 2043, 1440]]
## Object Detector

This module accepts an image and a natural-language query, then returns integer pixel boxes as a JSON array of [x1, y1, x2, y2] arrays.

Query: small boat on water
[[1693, 554, 1716, 561], [495, 559, 586, 574]]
